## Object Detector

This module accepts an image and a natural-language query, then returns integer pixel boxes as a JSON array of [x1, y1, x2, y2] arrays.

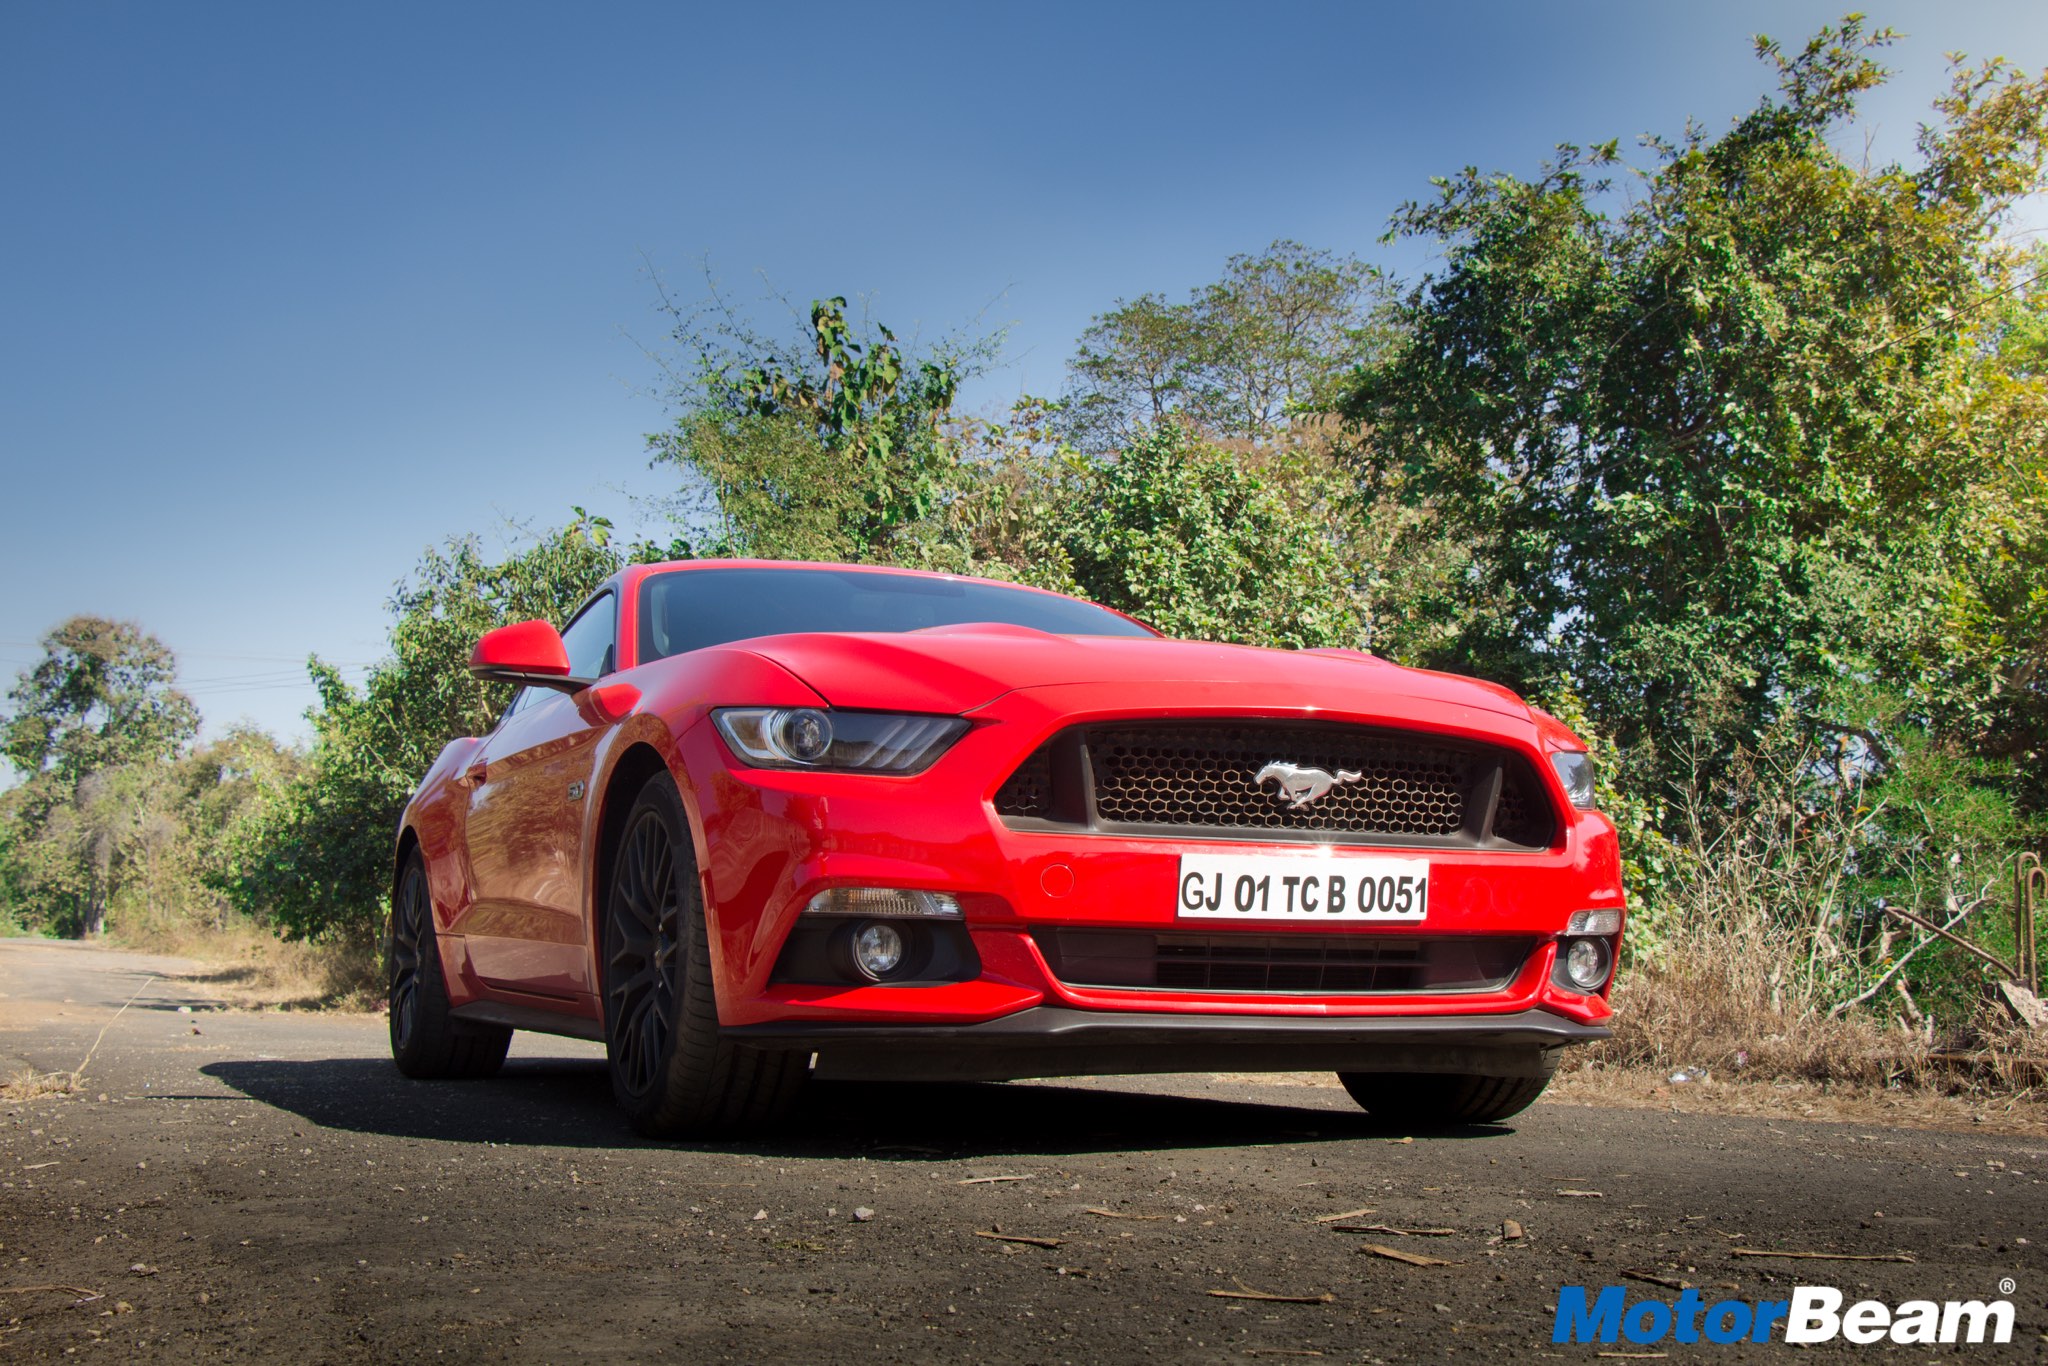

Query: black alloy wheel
[[387, 851, 510, 1079], [604, 801, 683, 1099], [600, 774, 806, 1137]]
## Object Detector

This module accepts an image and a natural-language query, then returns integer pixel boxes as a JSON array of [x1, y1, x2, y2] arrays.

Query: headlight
[[1550, 751, 1597, 809], [712, 707, 969, 773]]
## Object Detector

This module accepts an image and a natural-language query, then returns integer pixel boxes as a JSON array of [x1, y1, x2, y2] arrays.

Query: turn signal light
[[804, 888, 962, 919], [1566, 909, 1622, 936]]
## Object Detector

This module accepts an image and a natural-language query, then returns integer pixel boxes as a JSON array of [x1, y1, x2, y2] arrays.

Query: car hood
[[731, 626, 1538, 725]]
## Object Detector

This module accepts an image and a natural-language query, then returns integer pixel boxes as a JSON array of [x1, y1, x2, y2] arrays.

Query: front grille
[[1093, 724, 1467, 835], [993, 721, 1556, 850], [1033, 928, 1536, 994]]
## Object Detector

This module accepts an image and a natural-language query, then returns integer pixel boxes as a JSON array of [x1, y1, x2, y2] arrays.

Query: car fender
[[576, 647, 829, 1003]]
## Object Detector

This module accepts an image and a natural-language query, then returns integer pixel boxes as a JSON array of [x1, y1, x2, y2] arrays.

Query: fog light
[[1563, 936, 1612, 990], [1566, 909, 1622, 936], [805, 887, 962, 918], [852, 921, 905, 978]]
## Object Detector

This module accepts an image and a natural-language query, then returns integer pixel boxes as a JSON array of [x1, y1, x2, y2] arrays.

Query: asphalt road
[[0, 939, 2042, 1362]]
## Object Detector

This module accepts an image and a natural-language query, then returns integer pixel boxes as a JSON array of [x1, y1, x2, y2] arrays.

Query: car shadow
[[199, 1055, 1519, 1156]]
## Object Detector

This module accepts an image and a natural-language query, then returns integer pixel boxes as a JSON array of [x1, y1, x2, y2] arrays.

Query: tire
[[601, 773, 806, 1138], [388, 851, 512, 1079], [1337, 1069, 1551, 1125]]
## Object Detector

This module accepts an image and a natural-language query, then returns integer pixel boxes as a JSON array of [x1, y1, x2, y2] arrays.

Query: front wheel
[[388, 852, 511, 1079], [601, 773, 806, 1138], [1337, 1070, 1551, 1126]]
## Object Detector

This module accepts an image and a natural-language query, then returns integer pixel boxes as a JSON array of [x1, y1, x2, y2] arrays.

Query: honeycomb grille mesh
[[1089, 724, 1468, 836]]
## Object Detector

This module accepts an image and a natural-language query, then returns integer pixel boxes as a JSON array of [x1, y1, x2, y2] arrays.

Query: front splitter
[[724, 1005, 1609, 1082]]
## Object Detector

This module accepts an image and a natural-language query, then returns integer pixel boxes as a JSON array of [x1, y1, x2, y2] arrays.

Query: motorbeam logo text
[[1553, 1284, 2016, 1345]]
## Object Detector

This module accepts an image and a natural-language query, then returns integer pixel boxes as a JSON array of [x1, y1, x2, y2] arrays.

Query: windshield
[[637, 567, 1155, 662]]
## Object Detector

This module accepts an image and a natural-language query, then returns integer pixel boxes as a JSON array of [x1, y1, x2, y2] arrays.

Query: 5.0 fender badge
[[1255, 761, 1363, 809]]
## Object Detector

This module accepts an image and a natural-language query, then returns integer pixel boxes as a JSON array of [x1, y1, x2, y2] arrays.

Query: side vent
[[993, 745, 1054, 818]]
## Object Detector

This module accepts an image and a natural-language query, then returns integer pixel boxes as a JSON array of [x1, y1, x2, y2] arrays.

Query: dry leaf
[[1501, 1219, 1524, 1241]]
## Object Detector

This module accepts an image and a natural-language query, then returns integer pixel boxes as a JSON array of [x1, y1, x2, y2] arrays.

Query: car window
[[499, 685, 541, 725], [638, 568, 1155, 662], [560, 592, 617, 679]]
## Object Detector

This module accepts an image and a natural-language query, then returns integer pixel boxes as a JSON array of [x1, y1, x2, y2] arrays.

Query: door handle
[[456, 760, 489, 788]]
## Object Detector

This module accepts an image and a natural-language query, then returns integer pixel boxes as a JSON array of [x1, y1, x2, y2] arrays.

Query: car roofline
[[623, 559, 1161, 637]]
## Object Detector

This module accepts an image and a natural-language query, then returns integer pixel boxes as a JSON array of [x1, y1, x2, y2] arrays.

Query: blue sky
[[4, 1, 2044, 743]]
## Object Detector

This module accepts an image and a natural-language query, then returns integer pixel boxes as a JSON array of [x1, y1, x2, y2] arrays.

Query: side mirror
[[469, 620, 591, 694]]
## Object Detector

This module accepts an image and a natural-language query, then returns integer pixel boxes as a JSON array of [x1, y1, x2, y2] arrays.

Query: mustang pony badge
[[1254, 761, 1364, 809]]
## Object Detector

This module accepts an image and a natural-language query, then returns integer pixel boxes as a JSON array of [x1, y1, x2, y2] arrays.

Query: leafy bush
[[222, 522, 625, 946]]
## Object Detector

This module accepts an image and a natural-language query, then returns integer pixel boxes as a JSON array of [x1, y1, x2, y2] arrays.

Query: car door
[[458, 592, 619, 998]]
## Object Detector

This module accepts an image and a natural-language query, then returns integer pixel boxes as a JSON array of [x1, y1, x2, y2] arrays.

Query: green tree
[[1343, 18, 2048, 792], [650, 294, 987, 561], [227, 520, 624, 944], [1925, 251, 2048, 813], [2, 616, 197, 790], [1063, 240, 1390, 450], [954, 423, 1364, 648], [0, 617, 199, 935]]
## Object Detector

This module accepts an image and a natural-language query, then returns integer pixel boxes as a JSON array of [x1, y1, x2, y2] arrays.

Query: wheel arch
[[389, 824, 423, 940], [589, 741, 677, 994]]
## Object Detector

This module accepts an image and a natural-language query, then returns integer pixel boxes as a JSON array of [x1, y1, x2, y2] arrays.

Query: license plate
[[1174, 852, 1430, 923]]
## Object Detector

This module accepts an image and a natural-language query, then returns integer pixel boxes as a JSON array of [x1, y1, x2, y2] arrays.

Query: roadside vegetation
[[3, 19, 2046, 1091]]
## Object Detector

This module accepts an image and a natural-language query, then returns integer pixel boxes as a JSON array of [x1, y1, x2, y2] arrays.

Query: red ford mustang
[[389, 559, 1625, 1136]]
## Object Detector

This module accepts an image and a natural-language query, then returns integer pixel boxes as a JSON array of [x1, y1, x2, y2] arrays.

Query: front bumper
[[728, 1006, 1609, 1082], [678, 686, 1628, 1037]]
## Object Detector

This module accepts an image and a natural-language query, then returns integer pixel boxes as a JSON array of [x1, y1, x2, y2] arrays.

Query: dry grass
[[111, 918, 381, 1013], [0, 1065, 76, 1103], [1548, 1065, 2048, 1138], [1584, 969, 1938, 1087]]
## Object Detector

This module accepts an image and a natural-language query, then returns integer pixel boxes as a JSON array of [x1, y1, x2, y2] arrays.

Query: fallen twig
[[974, 1230, 1061, 1249], [1554, 1190, 1604, 1198], [1834, 898, 1998, 1016], [1311, 1206, 1377, 1223], [1622, 1269, 1690, 1291], [1207, 1280, 1334, 1305], [62, 974, 158, 1092], [1332, 1223, 1457, 1237], [956, 1174, 1034, 1185], [0, 1284, 102, 1306], [1729, 1249, 1915, 1264], [1358, 1243, 1460, 1267], [1086, 1207, 1168, 1221]]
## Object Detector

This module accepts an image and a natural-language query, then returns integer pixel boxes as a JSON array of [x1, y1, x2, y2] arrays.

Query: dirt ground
[[1, 939, 2043, 1362]]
